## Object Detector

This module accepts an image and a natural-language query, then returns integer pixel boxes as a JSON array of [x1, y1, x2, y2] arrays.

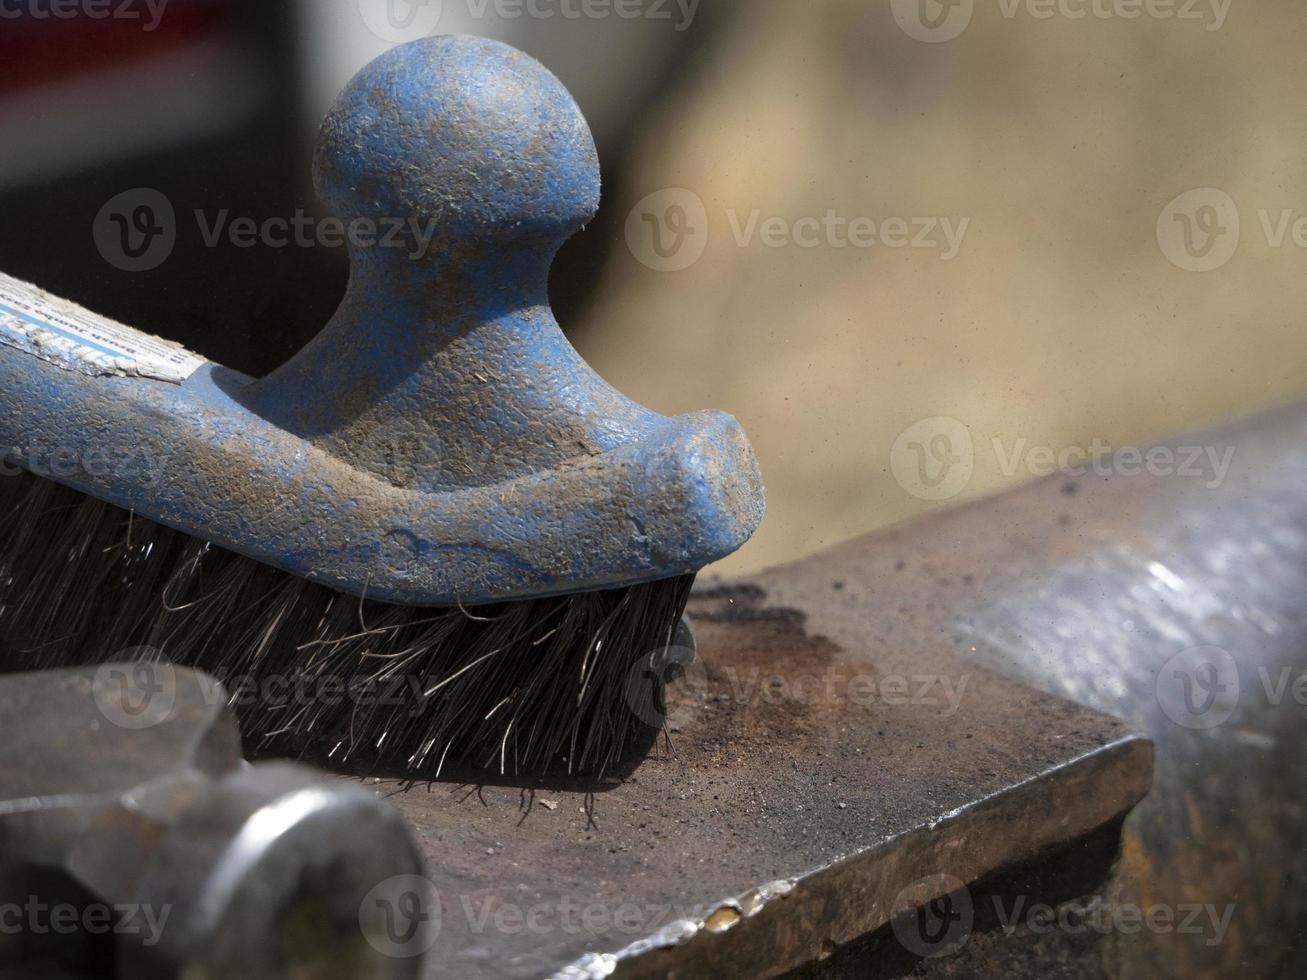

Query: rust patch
[[672, 581, 846, 758], [703, 906, 742, 933]]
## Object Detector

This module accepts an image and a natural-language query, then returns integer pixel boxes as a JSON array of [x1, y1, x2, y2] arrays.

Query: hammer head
[[0, 666, 432, 979]]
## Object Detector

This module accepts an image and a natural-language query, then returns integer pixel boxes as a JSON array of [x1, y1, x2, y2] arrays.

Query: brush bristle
[[0, 469, 695, 778]]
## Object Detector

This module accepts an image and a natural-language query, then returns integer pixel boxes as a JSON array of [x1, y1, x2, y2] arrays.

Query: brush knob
[[250, 35, 659, 491], [314, 35, 601, 259]]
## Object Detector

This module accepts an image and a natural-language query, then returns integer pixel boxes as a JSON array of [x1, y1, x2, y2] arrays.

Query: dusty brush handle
[[250, 36, 657, 491], [0, 36, 764, 606]]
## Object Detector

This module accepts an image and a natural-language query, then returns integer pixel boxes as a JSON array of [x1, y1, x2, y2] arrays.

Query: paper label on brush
[[0, 272, 206, 384]]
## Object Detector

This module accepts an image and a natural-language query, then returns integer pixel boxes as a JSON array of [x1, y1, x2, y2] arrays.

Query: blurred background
[[3, 0, 1305, 576]]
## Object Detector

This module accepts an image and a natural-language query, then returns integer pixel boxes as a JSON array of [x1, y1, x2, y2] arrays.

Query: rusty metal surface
[[377, 585, 1150, 979], [785, 819, 1131, 980], [761, 398, 1307, 978], [380, 397, 1307, 978]]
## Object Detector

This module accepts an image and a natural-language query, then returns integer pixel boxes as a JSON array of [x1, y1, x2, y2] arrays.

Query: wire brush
[[0, 36, 763, 779]]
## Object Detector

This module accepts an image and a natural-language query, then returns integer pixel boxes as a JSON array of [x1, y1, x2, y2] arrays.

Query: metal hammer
[[0, 665, 435, 979]]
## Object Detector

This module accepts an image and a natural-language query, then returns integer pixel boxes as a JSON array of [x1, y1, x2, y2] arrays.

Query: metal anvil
[[377, 398, 1307, 979]]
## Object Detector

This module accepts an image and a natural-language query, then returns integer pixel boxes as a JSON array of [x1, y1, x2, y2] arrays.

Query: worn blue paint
[[0, 36, 764, 606]]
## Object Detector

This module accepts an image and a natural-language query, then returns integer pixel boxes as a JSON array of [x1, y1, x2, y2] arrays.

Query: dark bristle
[[0, 470, 695, 778]]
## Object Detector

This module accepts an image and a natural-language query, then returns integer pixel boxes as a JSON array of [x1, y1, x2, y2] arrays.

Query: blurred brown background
[[566, 0, 1307, 576], [3, 0, 1305, 577]]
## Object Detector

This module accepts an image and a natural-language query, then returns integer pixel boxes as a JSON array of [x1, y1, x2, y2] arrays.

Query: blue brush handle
[[0, 36, 764, 606], [252, 37, 656, 492]]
